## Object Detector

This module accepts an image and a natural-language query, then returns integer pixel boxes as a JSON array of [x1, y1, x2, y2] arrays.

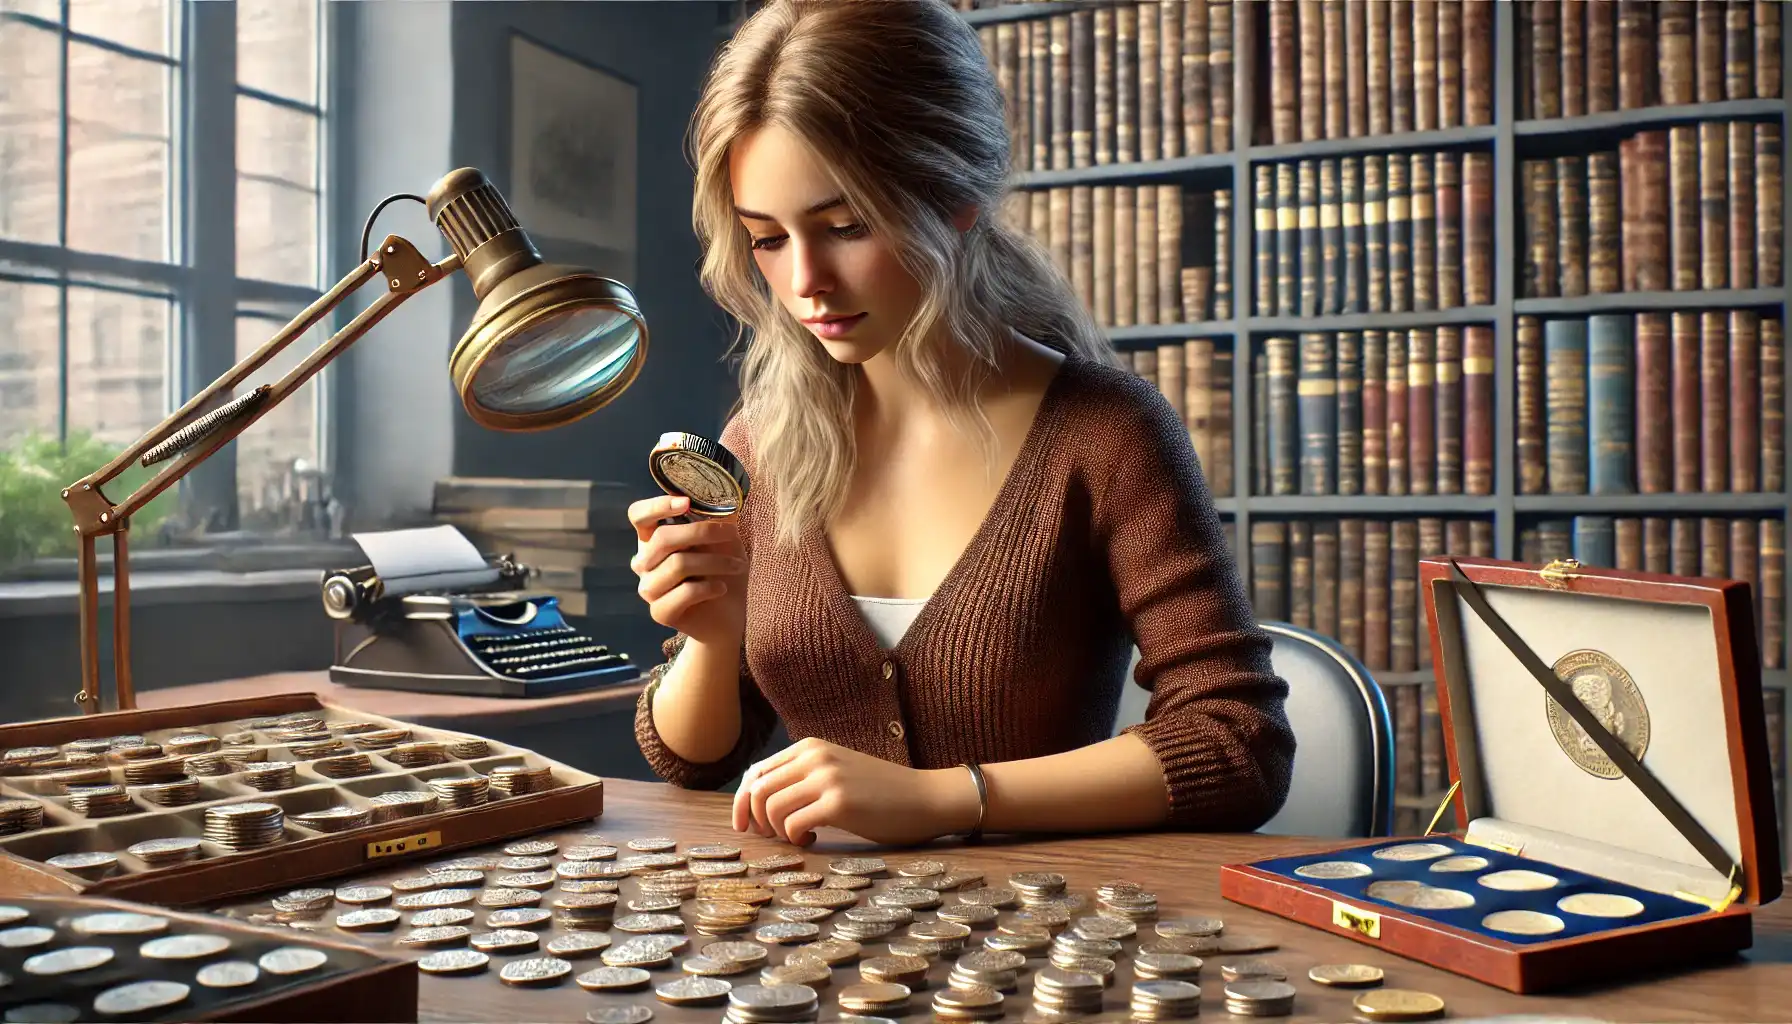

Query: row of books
[[1253, 151, 1494, 318], [974, 0, 1237, 171], [1518, 0, 1783, 120], [1518, 311, 1785, 496], [1521, 121, 1784, 299], [1001, 185, 1233, 327], [1264, 0, 1495, 145], [1128, 342, 1236, 497]]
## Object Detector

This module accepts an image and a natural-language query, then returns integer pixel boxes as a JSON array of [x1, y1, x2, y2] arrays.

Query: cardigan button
[[881, 660, 895, 680], [887, 720, 905, 740]]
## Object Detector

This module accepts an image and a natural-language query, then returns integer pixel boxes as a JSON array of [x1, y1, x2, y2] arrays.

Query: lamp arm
[[62, 235, 462, 532]]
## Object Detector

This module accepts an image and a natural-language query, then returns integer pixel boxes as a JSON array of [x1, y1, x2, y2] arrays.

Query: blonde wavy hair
[[689, 0, 1116, 548]]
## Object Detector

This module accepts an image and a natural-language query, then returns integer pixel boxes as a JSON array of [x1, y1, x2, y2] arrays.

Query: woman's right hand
[[627, 495, 749, 649]]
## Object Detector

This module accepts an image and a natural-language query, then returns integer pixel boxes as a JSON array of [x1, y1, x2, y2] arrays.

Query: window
[[0, 0, 329, 572]]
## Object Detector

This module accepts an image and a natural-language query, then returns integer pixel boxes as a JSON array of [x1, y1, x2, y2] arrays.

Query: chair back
[[1112, 621, 1394, 837]]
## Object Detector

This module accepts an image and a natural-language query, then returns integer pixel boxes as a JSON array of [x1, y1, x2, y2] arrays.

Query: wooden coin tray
[[0, 692, 603, 907], [1221, 555, 1781, 994], [0, 893, 416, 1022]]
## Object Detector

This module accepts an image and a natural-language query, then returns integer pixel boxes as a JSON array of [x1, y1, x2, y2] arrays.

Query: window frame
[[0, 0, 334, 540]]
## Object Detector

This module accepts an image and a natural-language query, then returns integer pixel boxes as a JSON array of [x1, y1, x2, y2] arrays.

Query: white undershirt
[[850, 595, 929, 649]]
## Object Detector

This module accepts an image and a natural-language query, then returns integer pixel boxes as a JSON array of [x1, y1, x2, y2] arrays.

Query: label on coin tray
[[1331, 900, 1381, 939], [367, 831, 442, 859]]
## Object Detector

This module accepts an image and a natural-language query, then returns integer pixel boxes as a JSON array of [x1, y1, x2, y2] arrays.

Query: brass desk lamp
[[60, 168, 649, 715]]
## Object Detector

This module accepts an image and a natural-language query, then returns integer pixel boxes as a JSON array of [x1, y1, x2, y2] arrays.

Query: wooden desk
[[208, 779, 1792, 1023]]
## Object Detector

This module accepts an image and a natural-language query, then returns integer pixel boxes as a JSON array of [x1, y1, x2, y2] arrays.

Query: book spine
[[1726, 0, 1755, 100], [1517, 315, 1548, 494], [1561, 0, 1587, 116], [1411, 153, 1437, 311], [1408, 328, 1438, 495], [1212, 347, 1234, 496], [1388, 153, 1411, 313], [1635, 312, 1674, 494], [1324, 0, 1348, 140], [1700, 120, 1730, 289], [1187, 339, 1215, 481], [1644, 516, 1671, 572], [1339, 518, 1366, 659], [1659, 1, 1696, 106], [1574, 515, 1618, 567], [1586, 0, 1617, 112], [1300, 332, 1339, 496], [1546, 317, 1591, 495], [1702, 311, 1731, 492], [1321, 159, 1343, 315], [1634, 130, 1670, 292], [1524, 159, 1560, 298], [1670, 125, 1702, 289], [1365, 155, 1389, 313], [1414, 0, 1438, 131], [1342, 157, 1365, 313], [1072, 186, 1094, 311], [1730, 120, 1757, 289], [1363, 331, 1389, 495], [1762, 518, 1785, 669], [1347, 0, 1368, 137], [1251, 521, 1289, 621], [1115, 5, 1137, 164], [1290, 521, 1314, 629], [1296, 0, 1322, 142], [1387, 329, 1410, 495], [1092, 10, 1113, 166], [1214, 188, 1234, 319], [1254, 350, 1272, 496], [1760, 0, 1784, 99], [1367, 0, 1391, 136], [1587, 150, 1622, 294], [1391, 519, 1418, 671], [1464, 325, 1494, 495], [1255, 166, 1277, 317], [1313, 520, 1340, 641], [1533, 0, 1562, 118], [1158, 0, 1182, 161], [1701, 516, 1729, 577], [1277, 163, 1299, 316], [1135, 187, 1158, 325], [1115, 185, 1136, 327], [1557, 154, 1589, 297], [1210, 0, 1233, 152], [1093, 187, 1114, 326], [1364, 519, 1392, 670], [1338, 332, 1364, 496], [1759, 122, 1784, 286], [1588, 313, 1636, 495], [1764, 317, 1785, 492], [1463, 152, 1493, 304], [1672, 311, 1704, 492], [1464, 0, 1494, 124], [1438, 0, 1462, 127], [1435, 152, 1462, 309], [1416, 517, 1443, 670], [1051, 14, 1072, 170], [1157, 183, 1183, 324], [1072, 10, 1094, 168], [1615, 517, 1644, 570], [1730, 310, 1761, 492], [1183, 0, 1210, 155], [1617, 0, 1655, 108], [1435, 326, 1463, 494], [1671, 516, 1701, 576], [1517, 0, 1534, 117], [1268, 336, 1299, 495], [1138, 6, 1160, 162], [1391, 0, 1415, 132], [1300, 160, 1322, 316]]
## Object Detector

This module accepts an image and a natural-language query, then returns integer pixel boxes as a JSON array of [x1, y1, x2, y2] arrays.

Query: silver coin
[[409, 908, 475, 927], [615, 912, 685, 933], [563, 845, 620, 862], [335, 885, 395, 904], [1480, 869, 1560, 891], [420, 869, 486, 888], [655, 975, 732, 1004], [334, 909, 402, 931], [4, 1005, 79, 1023], [1294, 860, 1374, 880], [578, 965, 654, 990], [627, 837, 678, 852], [546, 932, 613, 958], [497, 872, 557, 891], [0, 907, 27, 927], [140, 934, 233, 959], [586, 1007, 654, 1024], [419, 949, 490, 975], [500, 956, 573, 986], [937, 903, 998, 926], [627, 895, 684, 913], [430, 856, 500, 872], [195, 961, 260, 988], [0, 927, 56, 949], [394, 888, 475, 909], [1429, 855, 1491, 873], [479, 888, 543, 909], [259, 946, 328, 975], [633, 933, 691, 954], [70, 912, 168, 936], [755, 922, 821, 944], [499, 856, 553, 871], [472, 929, 542, 953], [601, 941, 672, 968], [487, 908, 554, 929], [829, 857, 888, 876], [397, 926, 471, 947], [504, 839, 559, 856], [1155, 916, 1225, 937], [46, 851, 117, 872], [775, 906, 834, 924], [1372, 843, 1454, 862], [1406, 887, 1477, 910], [1367, 880, 1428, 904], [92, 980, 191, 1016], [956, 887, 1017, 907], [959, 949, 1027, 972], [23, 946, 114, 975], [1482, 910, 1566, 936]]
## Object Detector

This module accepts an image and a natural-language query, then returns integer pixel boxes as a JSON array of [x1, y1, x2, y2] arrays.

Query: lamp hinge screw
[[418, 269, 428, 280], [72, 525, 80, 534], [99, 512, 109, 523], [390, 279, 400, 290], [386, 245, 397, 254]]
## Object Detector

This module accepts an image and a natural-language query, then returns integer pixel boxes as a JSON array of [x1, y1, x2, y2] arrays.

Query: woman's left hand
[[732, 738, 977, 847]]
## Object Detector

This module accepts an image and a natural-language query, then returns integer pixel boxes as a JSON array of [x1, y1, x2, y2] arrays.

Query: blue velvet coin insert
[[1248, 835, 1709, 944]]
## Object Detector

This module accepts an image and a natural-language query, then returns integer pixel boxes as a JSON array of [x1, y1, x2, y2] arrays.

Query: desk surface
[[140, 671, 646, 728], [210, 779, 1792, 1023]]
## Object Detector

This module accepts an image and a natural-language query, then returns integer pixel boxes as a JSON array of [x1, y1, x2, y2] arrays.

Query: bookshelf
[[950, 0, 1789, 849]]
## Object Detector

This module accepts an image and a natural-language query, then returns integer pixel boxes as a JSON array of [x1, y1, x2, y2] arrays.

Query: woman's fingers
[[631, 520, 744, 574], [637, 552, 746, 602], [627, 496, 689, 541]]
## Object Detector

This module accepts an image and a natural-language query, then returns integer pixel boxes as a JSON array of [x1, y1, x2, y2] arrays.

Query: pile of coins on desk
[[238, 836, 1464, 1022]]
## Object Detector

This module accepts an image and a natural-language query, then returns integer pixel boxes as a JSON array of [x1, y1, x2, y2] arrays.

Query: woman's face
[[729, 124, 923, 365]]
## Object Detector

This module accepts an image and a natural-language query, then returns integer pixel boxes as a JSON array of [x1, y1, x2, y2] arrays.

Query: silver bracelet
[[959, 763, 988, 843]]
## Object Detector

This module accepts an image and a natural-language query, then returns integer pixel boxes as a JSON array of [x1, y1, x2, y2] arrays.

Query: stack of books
[[430, 476, 639, 622]]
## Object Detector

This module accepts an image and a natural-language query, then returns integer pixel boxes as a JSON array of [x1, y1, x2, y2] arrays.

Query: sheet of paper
[[352, 524, 501, 596]]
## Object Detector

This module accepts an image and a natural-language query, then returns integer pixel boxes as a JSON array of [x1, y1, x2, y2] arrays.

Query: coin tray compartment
[[0, 692, 603, 906], [0, 894, 415, 1022], [1240, 836, 1705, 944]]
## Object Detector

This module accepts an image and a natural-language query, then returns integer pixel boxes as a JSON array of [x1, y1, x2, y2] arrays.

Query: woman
[[629, 0, 1293, 848]]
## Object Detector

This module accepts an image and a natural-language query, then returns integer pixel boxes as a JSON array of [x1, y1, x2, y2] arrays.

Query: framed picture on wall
[[507, 33, 638, 281]]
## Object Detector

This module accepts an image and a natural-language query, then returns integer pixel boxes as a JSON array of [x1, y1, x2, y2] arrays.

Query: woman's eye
[[749, 234, 787, 251], [831, 224, 867, 239]]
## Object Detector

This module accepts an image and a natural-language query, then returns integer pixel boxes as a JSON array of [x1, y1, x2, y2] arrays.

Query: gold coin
[[1479, 869, 1559, 892], [1352, 988, 1446, 1021], [1545, 648, 1651, 779], [1556, 892, 1645, 918], [1307, 963, 1384, 987], [1481, 910, 1566, 936]]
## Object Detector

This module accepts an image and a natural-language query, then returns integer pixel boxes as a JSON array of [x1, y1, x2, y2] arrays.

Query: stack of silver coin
[[241, 761, 299, 791], [107, 743, 163, 763], [65, 783, 133, 818], [182, 753, 233, 777], [163, 732, 220, 756], [46, 850, 119, 880], [289, 738, 348, 759], [133, 779, 203, 807], [65, 739, 116, 756], [127, 837, 205, 867], [427, 774, 491, 808], [203, 802, 285, 851], [387, 742, 448, 768], [293, 805, 376, 833], [271, 888, 337, 920], [833, 906, 906, 943], [220, 746, 270, 769], [122, 757, 188, 786], [1224, 979, 1297, 1017], [328, 720, 384, 736], [948, 949, 1023, 992], [446, 738, 490, 758], [44, 767, 112, 791], [725, 983, 821, 1023], [1, 746, 59, 774], [487, 764, 554, 796], [931, 983, 1004, 1021], [353, 728, 410, 750], [1095, 881, 1160, 922], [1132, 951, 1204, 981], [0, 798, 44, 835], [685, 897, 759, 935], [1131, 979, 1202, 1020], [552, 892, 619, 930], [369, 790, 439, 823], [1030, 966, 1104, 1017], [311, 753, 375, 778]]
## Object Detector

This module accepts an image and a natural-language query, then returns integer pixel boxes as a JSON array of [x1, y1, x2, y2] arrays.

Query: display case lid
[[1420, 556, 1782, 908]]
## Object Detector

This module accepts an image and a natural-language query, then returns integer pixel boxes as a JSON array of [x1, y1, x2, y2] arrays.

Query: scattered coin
[[70, 912, 168, 936], [1309, 963, 1386, 987], [0, 907, 27, 927], [748, 853, 806, 872], [471, 929, 542, 954], [140, 934, 233, 959], [627, 837, 678, 853], [586, 1007, 654, 1024], [478, 888, 542, 909], [22, 946, 114, 976], [1353, 988, 1447, 1021], [499, 856, 553, 872], [687, 843, 741, 860], [409, 908, 475, 927], [500, 956, 573, 986], [3, 1006, 78, 1024], [1557, 892, 1646, 918], [577, 966, 655, 991], [487, 907, 554, 929], [259, 946, 328, 975], [397, 926, 471, 948], [563, 845, 620, 862], [504, 839, 559, 857], [1221, 957, 1285, 982], [335, 885, 394, 904], [1294, 860, 1375, 880], [546, 932, 613, 958], [335, 908, 402, 931], [0, 927, 56, 949], [1406, 886, 1478, 910], [656, 975, 732, 1005], [92, 980, 190, 1016], [1155, 916, 1225, 938], [829, 857, 888, 877], [419, 949, 490, 976], [195, 961, 260, 988]]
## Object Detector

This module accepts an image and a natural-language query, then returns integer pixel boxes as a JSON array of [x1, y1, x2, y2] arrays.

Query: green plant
[[0, 432, 178, 566]]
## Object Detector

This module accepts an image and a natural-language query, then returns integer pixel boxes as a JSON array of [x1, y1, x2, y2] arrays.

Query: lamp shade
[[428, 168, 648, 431]]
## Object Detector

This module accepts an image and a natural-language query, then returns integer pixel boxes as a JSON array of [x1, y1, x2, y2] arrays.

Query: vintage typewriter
[[321, 525, 637, 698]]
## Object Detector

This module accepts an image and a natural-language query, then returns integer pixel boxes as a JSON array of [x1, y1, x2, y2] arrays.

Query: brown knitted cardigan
[[633, 355, 1296, 831]]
